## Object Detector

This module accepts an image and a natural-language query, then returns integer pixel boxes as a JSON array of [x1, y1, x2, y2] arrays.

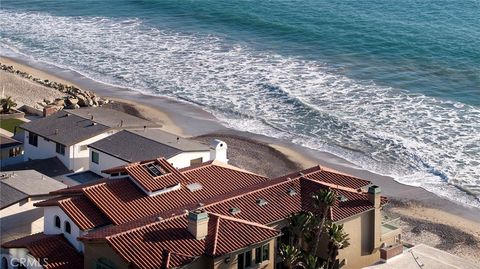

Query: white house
[[88, 129, 228, 177], [19, 108, 159, 173]]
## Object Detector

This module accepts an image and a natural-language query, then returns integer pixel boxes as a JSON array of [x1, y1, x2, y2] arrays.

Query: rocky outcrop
[[1, 62, 110, 110]]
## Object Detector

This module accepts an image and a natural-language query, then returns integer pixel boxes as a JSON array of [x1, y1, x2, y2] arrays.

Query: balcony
[[381, 218, 401, 243]]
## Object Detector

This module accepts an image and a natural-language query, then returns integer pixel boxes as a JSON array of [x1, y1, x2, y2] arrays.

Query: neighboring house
[[19, 108, 158, 172], [0, 135, 23, 168], [2, 160, 401, 269], [0, 170, 66, 244], [88, 129, 228, 177], [364, 244, 477, 269]]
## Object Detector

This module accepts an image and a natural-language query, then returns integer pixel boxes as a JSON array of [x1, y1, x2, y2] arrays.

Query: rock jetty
[[1, 62, 110, 110]]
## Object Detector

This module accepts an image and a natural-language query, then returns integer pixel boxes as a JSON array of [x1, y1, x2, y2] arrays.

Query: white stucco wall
[[23, 131, 114, 172], [43, 206, 84, 252], [168, 151, 211, 169], [70, 131, 115, 172], [1, 198, 45, 244], [88, 149, 128, 178]]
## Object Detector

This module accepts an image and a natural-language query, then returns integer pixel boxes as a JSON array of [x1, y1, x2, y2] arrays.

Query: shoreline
[[2, 54, 480, 262]]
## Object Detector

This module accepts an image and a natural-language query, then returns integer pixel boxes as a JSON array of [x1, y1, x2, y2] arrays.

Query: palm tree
[[0, 96, 17, 113], [299, 254, 324, 269], [286, 211, 314, 249], [325, 223, 350, 269], [311, 188, 336, 255], [279, 244, 303, 269]]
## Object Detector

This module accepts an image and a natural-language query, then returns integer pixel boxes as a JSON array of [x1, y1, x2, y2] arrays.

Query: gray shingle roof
[[19, 111, 110, 146], [68, 107, 158, 129], [0, 170, 66, 196], [0, 183, 28, 209], [88, 129, 209, 162], [0, 135, 22, 149]]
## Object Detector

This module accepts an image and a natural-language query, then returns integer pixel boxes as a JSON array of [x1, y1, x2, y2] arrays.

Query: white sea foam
[[1, 10, 479, 207]]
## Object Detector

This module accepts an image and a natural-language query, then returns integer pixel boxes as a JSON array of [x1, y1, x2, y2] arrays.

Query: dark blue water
[[1, 0, 479, 206]]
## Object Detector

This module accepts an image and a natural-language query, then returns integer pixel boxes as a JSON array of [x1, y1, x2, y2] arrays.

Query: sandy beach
[[1, 55, 479, 262]]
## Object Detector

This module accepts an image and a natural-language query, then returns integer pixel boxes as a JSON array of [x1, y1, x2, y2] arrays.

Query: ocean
[[1, 0, 479, 207]]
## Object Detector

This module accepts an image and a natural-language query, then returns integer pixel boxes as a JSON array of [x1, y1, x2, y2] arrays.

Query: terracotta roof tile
[[104, 213, 279, 269], [42, 162, 268, 226], [35, 196, 110, 230], [1, 233, 83, 269]]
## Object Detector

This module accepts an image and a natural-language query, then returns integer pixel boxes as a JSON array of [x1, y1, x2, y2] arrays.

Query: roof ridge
[[301, 176, 361, 193], [204, 177, 293, 209], [211, 215, 221, 255], [208, 212, 278, 232], [107, 213, 187, 240]]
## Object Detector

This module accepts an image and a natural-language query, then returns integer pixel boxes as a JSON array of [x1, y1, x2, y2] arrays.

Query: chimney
[[368, 185, 382, 252], [209, 139, 228, 163], [43, 105, 59, 117], [187, 209, 209, 240], [368, 185, 381, 208]]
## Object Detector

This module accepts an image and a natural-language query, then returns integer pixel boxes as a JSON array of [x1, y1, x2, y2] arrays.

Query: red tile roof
[[39, 162, 268, 227], [35, 196, 110, 230], [100, 213, 279, 269], [83, 167, 382, 241], [1, 233, 83, 269]]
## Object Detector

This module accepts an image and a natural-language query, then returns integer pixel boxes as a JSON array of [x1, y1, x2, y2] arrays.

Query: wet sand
[[1, 54, 479, 262]]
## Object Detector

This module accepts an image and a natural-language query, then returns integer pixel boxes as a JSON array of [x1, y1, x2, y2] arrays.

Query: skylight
[[338, 195, 348, 202], [256, 198, 268, 207], [288, 188, 297, 196], [229, 207, 241, 215], [186, 182, 203, 192], [146, 163, 165, 177]]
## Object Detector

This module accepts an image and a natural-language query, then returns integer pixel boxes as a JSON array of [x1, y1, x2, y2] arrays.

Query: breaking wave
[[1, 10, 479, 207]]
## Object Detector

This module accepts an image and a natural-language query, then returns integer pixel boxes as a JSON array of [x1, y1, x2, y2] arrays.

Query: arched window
[[64, 221, 71, 234], [54, 216, 61, 228], [1, 257, 8, 269]]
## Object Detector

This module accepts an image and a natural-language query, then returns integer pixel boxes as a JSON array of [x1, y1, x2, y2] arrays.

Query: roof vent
[[299, 172, 305, 177], [92, 122, 97, 126], [157, 216, 164, 222], [229, 207, 241, 215], [186, 182, 203, 192], [256, 198, 268, 207], [54, 129, 59, 135], [288, 188, 297, 196], [338, 195, 348, 202]]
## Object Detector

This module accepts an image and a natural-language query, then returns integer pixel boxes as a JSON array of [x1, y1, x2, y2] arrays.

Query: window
[[8, 147, 22, 157], [237, 250, 252, 269], [28, 132, 38, 147], [255, 243, 270, 264], [190, 157, 203, 166], [92, 151, 99, 164], [237, 253, 244, 269], [56, 143, 65, 155], [64, 221, 71, 234], [54, 216, 61, 228]]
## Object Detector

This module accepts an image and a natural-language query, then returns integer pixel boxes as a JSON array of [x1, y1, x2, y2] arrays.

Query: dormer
[[123, 158, 188, 196]]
